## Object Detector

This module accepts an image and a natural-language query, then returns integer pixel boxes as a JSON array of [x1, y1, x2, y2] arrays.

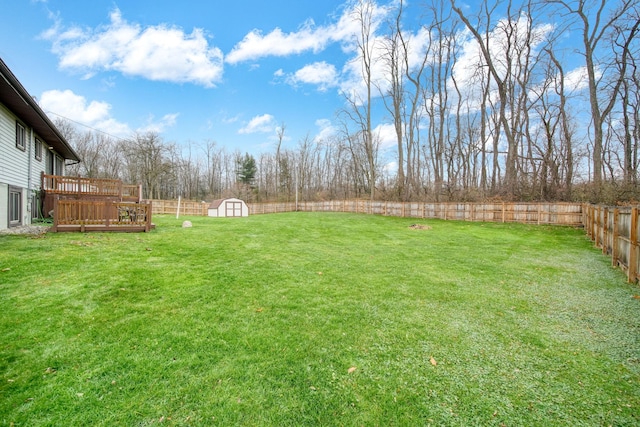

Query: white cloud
[[338, 37, 389, 104], [373, 123, 398, 150], [226, 1, 382, 64], [39, 89, 178, 137], [139, 113, 180, 134], [42, 8, 224, 87], [287, 61, 338, 91], [314, 118, 338, 143], [451, 15, 554, 111], [238, 114, 276, 134], [383, 160, 398, 177], [39, 89, 131, 136], [226, 20, 329, 64], [564, 65, 597, 92]]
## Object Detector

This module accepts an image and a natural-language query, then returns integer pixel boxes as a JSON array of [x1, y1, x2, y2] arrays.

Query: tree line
[[61, 0, 639, 204]]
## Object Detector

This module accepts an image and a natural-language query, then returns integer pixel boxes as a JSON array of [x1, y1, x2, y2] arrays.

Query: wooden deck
[[51, 198, 153, 232], [42, 173, 142, 201], [42, 174, 153, 233]]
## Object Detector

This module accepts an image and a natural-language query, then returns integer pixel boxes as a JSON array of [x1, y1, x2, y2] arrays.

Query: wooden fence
[[150, 199, 209, 216], [52, 199, 153, 232], [583, 205, 639, 284], [150, 199, 583, 225], [250, 200, 584, 225], [148, 198, 640, 283]]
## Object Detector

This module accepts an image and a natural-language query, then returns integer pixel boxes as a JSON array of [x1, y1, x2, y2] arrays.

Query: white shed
[[207, 198, 249, 217]]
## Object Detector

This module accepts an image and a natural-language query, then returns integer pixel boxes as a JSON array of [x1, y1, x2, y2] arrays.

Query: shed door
[[225, 201, 242, 217]]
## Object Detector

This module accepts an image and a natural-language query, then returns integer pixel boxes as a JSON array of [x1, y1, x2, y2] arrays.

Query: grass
[[1, 212, 639, 426]]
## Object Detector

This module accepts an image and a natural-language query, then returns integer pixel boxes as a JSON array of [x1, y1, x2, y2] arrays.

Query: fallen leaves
[[69, 240, 93, 247], [632, 295, 640, 300], [409, 224, 432, 230], [430, 356, 438, 366], [1, 267, 10, 272], [347, 366, 357, 374]]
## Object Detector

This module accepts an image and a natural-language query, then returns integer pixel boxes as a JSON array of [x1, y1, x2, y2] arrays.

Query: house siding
[[0, 183, 7, 227], [0, 103, 29, 189], [0, 102, 63, 228]]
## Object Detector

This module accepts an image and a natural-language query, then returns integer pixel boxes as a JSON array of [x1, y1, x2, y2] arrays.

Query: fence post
[[602, 207, 609, 255], [537, 204, 541, 225], [612, 208, 619, 268], [629, 207, 638, 283], [146, 201, 152, 232], [105, 200, 111, 228], [52, 196, 59, 232]]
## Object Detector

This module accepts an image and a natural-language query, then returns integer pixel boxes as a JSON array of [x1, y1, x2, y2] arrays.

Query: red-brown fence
[[149, 199, 209, 216], [583, 204, 639, 284], [249, 200, 584, 225], [150, 199, 583, 225], [148, 198, 640, 283]]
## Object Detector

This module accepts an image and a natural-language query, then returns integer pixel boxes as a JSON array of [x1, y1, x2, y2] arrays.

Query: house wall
[[0, 102, 61, 229], [0, 183, 7, 227], [0, 103, 29, 188]]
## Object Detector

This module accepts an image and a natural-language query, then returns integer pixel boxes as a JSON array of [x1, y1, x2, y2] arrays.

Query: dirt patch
[[0, 225, 50, 236], [409, 224, 432, 230]]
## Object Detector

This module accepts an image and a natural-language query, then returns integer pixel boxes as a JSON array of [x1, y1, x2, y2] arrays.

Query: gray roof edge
[[0, 57, 80, 162]]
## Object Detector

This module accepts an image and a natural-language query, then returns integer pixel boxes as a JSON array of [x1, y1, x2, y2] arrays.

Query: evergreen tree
[[236, 153, 257, 187]]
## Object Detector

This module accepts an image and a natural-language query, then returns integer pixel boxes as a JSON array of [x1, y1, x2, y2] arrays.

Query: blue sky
[[0, 0, 377, 155], [1, 0, 593, 161]]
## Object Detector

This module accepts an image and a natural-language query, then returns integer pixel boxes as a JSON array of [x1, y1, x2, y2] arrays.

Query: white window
[[35, 139, 43, 161], [9, 187, 22, 227], [16, 122, 25, 151], [55, 155, 64, 175]]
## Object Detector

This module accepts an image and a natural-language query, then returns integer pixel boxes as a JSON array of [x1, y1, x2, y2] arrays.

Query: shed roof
[[0, 57, 80, 162], [208, 198, 246, 209], [209, 199, 224, 209]]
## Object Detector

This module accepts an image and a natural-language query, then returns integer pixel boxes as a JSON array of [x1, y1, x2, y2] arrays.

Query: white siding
[[0, 102, 63, 228], [0, 103, 31, 188], [0, 183, 7, 229], [30, 134, 48, 191]]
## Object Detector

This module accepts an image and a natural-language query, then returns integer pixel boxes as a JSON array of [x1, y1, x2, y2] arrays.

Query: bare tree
[[612, 10, 640, 187], [451, 0, 523, 197], [275, 123, 286, 199], [548, 0, 636, 189], [342, 0, 381, 201], [121, 132, 173, 199], [378, 0, 407, 199]]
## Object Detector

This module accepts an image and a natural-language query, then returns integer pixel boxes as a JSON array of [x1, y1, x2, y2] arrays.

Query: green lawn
[[1, 213, 639, 426]]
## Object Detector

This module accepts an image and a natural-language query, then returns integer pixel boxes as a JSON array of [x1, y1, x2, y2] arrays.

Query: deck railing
[[52, 198, 152, 232], [42, 173, 141, 202]]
